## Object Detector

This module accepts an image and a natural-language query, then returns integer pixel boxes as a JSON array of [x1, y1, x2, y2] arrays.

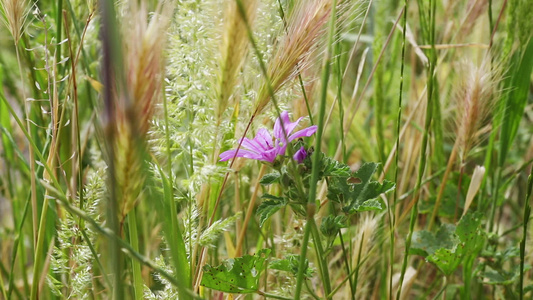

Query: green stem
[[390, 0, 408, 298], [128, 210, 144, 300], [294, 214, 312, 299], [519, 173, 533, 300], [257, 291, 292, 300], [431, 277, 447, 300], [295, 0, 337, 297], [310, 219, 332, 298], [338, 229, 355, 300], [0, 261, 7, 300], [352, 232, 365, 297], [397, 0, 436, 296], [30, 195, 50, 300]]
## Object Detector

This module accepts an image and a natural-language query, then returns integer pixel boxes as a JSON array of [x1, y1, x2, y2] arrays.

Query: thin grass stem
[[519, 173, 533, 300]]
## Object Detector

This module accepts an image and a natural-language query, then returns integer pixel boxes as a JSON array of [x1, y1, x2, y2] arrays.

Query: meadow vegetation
[[0, 0, 532, 299]]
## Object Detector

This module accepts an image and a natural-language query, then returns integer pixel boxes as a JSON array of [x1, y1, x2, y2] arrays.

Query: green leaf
[[427, 248, 463, 276], [479, 265, 531, 286], [499, 38, 533, 166], [326, 162, 395, 214], [411, 212, 485, 276], [411, 224, 457, 257], [269, 254, 314, 278], [320, 215, 347, 237], [455, 212, 484, 254], [320, 154, 351, 177], [260, 171, 281, 185], [201, 249, 271, 293], [257, 194, 287, 227]]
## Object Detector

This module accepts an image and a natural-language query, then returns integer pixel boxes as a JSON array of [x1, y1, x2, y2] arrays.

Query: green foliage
[[320, 215, 347, 237], [199, 213, 241, 247], [327, 162, 395, 214], [269, 254, 314, 278], [201, 249, 270, 293], [479, 246, 531, 288], [498, 38, 533, 166], [480, 265, 531, 285], [411, 212, 485, 276], [260, 171, 281, 185], [257, 194, 287, 227], [411, 224, 457, 257], [319, 153, 351, 177]]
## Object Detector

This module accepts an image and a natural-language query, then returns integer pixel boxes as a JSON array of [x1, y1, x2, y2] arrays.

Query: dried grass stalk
[[114, 0, 173, 224], [254, 0, 334, 115], [216, 0, 257, 125], [454, 60, 497, 159], [350, 213, 379, 299], [0, 0, 31, 44]]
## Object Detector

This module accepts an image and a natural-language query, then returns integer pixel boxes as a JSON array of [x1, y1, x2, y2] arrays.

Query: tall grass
[[0, 0, 532, 299]]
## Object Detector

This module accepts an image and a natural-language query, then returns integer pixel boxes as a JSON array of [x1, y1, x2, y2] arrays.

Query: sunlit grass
[[0, 0, 532, 299]]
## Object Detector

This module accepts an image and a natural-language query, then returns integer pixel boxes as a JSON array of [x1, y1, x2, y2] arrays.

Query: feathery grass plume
[[429, 60, 499, 228], [253, 0, 335, 115], [114, 0, 173, 224], [0, 0, 31, 44], [454, 60, 497, 160], [349, 213, 379, 299], [48, 169, 105, 298], [216, 0, 257, 125]]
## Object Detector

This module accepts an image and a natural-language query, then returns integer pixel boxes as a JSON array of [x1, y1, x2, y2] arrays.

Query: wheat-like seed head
[[114, 0, 174, 224], [0, 0, 31, 44], [253, 0, 333, 115], [454, 60, 499, 160], [216, 0, 257, 125], [122, 0, 173, 135]]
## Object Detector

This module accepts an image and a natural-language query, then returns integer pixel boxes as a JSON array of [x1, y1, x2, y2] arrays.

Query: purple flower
[[293, 146, 307, 164], [219, 111, 317, 163]]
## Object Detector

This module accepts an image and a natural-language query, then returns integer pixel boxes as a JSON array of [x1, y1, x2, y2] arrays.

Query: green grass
[[0, 0, 532, 299]]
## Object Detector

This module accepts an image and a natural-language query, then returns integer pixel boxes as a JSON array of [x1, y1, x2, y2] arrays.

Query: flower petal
[[288, 125, 318, 141], [260, 147, 280, 163], [293, 146, 307, 164], [274, 111, 303, 140], [240, 137, 265, 153], [255, 128, 274, 149], [219, 149, 263, 161]]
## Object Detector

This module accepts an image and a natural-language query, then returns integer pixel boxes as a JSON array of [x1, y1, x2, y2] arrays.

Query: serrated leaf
[[411, 224, 457, 257], [260, 172, 281, 185], [257, 195, 287, 227], [320, 215, 347, 237], [411, 212, 485, 276], [201, 249, 270, 293], [269, 254, 314, 278], [326, 162, 395, 214], [357, 198, 385, 212], [321, 155, 351, 177]]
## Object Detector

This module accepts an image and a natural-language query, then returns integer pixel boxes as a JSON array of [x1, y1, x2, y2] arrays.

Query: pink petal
[[293, 146, 307, 164], [288, 125, 318, 141], [255, 128, 274, 149], [240, 137, 265, 152], [261, 148, 279, 163], [219, 149, 263, 161], [273, 111, 290, 139]]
